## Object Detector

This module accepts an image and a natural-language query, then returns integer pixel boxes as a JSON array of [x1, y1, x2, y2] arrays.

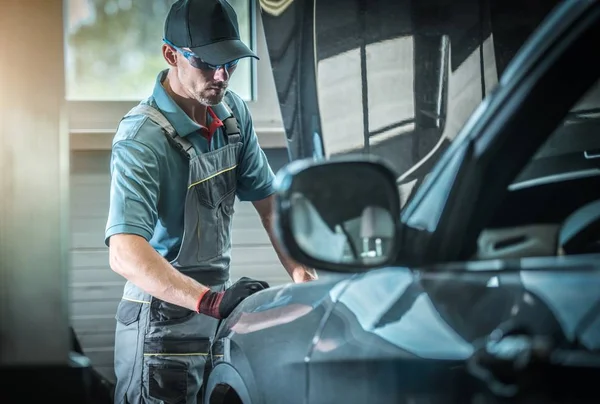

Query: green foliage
[[67, 0, 176, 99], [65, 0, 251, 100]]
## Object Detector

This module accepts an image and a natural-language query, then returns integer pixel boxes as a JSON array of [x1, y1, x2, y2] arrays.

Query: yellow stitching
[[188, 164, 238, 189], [144, 353, 205, 356], [123, 297, 151, 304], [143, 353, 224, 357]]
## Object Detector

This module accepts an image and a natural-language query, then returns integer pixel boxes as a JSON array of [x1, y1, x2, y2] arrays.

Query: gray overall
[[112, 98, 242, 404]]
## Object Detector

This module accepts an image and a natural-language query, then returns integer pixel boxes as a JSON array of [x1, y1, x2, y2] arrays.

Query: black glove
[[197, 277, 270, 319]]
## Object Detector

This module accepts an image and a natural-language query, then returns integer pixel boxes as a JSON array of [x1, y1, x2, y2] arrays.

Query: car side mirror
[[272, 156, 401, 272]]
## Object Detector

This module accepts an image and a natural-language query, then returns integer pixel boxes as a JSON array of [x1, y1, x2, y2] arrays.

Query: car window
[[514, 78, 600, 185], [476, 77, 600, 260]]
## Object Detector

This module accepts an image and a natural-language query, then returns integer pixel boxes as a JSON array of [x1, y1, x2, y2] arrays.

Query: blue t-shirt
[[104, 70, 275, 260]]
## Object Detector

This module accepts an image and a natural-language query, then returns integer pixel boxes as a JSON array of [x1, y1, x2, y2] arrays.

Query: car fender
[[206, 274, 355, 404], [204, 362, 254, 404]]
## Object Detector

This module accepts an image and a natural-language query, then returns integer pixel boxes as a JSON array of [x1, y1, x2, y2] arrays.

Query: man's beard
[[196, 84, 227, 106]]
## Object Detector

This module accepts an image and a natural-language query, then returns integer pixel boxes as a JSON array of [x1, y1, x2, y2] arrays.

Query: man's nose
[[213, 66, 229, 82]]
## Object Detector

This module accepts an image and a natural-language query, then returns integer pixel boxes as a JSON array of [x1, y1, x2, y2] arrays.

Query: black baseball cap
[[164, 0, 259, 65]]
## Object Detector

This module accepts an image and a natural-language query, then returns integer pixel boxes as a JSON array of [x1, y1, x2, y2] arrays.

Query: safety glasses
[[163, 39, 239, 71]]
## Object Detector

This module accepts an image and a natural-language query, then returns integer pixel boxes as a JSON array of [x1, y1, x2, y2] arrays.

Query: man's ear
[[162, 44, 178, 67]]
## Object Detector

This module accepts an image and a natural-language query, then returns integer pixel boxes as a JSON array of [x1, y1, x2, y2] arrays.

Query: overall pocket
[[115, 299, 143, 326], [193, 172, 236, 262], [150, 298, 195, 326], [217, 191, 236, 255], [148, 360, 188, 404]]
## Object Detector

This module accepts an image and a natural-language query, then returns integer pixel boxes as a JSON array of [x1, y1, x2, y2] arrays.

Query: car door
[[307, 255, 600, 403], [398, 0, 600, 266]]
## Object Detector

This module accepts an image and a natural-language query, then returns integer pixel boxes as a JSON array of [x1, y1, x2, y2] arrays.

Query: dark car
[[202, 0, 600, 403]]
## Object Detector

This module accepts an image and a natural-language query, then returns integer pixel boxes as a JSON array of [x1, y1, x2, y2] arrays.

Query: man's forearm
[[253, 194, 317, 282], [109, 234, 209, 311], [261, 214, 317, 281]]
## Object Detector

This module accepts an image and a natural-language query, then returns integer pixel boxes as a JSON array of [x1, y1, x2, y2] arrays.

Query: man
[[104, 0, 316, 402]]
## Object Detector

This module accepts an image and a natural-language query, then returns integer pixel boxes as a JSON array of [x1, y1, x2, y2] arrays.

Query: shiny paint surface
[[208, 273, 355, 403]]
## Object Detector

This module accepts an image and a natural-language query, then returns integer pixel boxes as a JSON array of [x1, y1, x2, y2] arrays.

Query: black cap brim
[[190, 39, 259, 65]]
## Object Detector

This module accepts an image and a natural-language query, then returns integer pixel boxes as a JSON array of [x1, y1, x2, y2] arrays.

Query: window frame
[[66, 0, 258, 135]]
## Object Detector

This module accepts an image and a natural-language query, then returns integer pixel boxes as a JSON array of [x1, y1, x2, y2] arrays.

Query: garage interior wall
[[69, 5, 291, 381]]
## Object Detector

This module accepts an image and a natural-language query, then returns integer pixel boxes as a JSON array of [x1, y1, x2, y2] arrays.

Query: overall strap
[[213, 98, 241, 145], [123, 103, 197, 159]]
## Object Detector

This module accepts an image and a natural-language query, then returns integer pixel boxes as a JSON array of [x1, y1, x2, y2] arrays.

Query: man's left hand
[[292, 267, 318, 283]]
